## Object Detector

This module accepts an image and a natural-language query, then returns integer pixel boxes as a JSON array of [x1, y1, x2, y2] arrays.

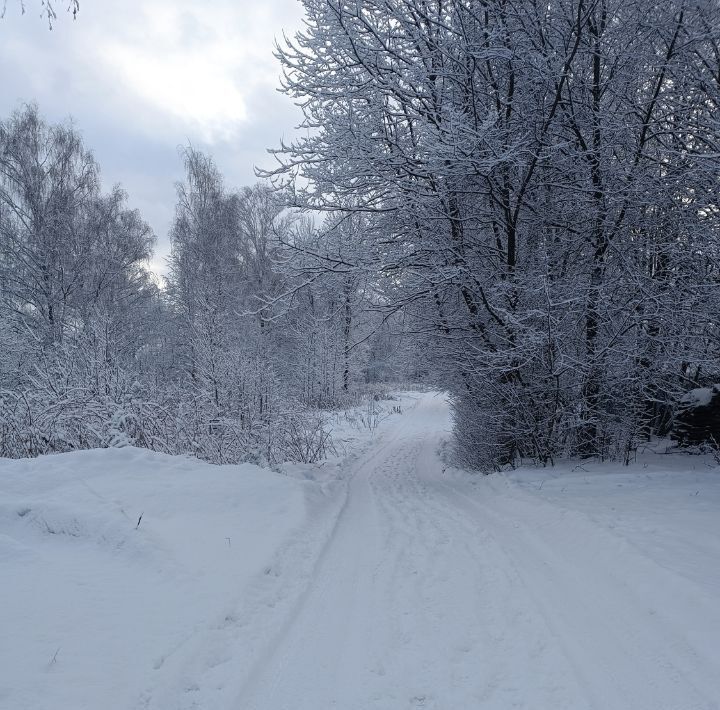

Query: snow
[[3, 392, 720, 709], [680, 386, 718, 407], [0, 447, 310, 710]]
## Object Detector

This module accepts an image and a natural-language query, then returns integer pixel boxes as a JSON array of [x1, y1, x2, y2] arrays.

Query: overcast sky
[[0, 0, 306, 274]]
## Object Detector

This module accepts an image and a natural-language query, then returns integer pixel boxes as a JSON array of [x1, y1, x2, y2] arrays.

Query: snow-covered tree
[[269, 0, 720, 468]]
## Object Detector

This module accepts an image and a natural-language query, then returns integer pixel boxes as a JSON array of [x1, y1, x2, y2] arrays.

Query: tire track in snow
[[370, 431, 595, 710], [436, 473, 720, 710], [137, 423, 414, 710], [142, 393, 720, 710], [236, 394, 596, 709]]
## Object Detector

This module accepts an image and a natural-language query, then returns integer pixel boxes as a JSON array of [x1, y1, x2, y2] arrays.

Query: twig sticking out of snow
[[48, 647, 60, 667]]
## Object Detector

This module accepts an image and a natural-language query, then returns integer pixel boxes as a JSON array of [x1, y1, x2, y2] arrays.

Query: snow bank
[[496, 452, 720, 593], [0, 447, 309, 710]]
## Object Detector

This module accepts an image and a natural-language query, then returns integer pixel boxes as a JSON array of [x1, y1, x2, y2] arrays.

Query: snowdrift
[[0, 447, 310, 710]]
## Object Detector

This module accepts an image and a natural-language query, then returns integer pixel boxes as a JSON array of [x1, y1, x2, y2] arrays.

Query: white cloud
[[0, 0, 306, 272], [102, 39, 249, 142], [94, 0, 300, 142]]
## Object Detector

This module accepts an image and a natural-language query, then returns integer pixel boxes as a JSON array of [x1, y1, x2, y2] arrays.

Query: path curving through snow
[[5, 392, 718, 710], [234, 393, 720, 710]]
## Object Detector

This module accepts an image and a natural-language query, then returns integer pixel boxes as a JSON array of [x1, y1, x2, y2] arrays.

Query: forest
[[2, 0, 720, 471], [0, 104, 415, 464]]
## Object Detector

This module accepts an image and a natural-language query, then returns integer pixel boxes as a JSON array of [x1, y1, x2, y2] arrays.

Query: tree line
[[3, 0, 720, 471], [0, 104, 412, 463], [268, 0, 720, 469]]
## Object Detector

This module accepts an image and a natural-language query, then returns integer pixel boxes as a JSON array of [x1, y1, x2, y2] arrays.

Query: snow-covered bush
[[273, 408, 334, 464]]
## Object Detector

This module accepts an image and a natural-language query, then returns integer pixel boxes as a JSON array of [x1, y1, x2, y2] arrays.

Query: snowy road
[[235, 393, 720, 710], [4, 393, 719, 710]]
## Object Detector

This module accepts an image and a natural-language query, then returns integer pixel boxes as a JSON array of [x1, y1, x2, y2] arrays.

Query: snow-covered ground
[[0, 447, 313, 710], [2, 392, 720, 709]]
